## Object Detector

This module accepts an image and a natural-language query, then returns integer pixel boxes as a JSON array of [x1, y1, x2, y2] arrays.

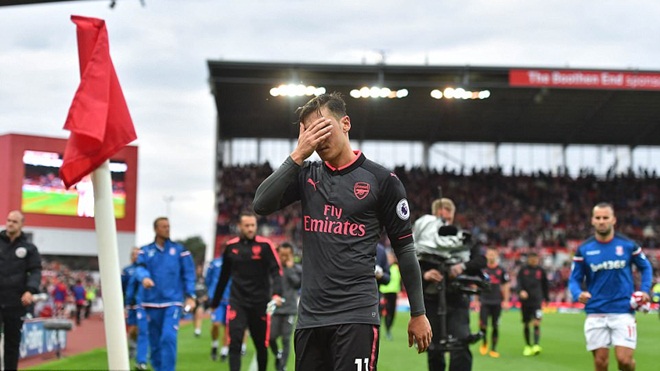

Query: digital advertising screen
[[21, 150, 128, 219]]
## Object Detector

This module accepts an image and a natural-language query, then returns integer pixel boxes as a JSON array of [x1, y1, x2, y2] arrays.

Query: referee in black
[[254, 92, 432, 370], [0, 210, 42, 371]]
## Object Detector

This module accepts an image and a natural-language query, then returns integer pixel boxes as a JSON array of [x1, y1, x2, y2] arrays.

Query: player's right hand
[[578, 291, 591, 304], [142, 277, 155, 289], [266, 297, 285, 315], [408, 314, 432, 354], [290, 118, 332, 164], [21, 291, 33, 306], [423, 269, 443, 283]]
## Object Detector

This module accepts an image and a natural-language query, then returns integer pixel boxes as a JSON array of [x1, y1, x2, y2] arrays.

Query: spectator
[[71, 279, 86, 325]]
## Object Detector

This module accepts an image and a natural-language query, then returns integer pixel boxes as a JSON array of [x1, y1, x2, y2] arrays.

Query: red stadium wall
[[0, 135, 11, 217], [0, 133, 137, 232]]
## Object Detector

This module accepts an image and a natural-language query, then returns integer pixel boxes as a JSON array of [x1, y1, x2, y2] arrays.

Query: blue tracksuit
[[205, 257, 231, 304], [569, 233, 652, 314], [206, 257, 232, 324], [121, 263, 136, 296], [123, 262, 149, 365], [135, 240, 196, 371]]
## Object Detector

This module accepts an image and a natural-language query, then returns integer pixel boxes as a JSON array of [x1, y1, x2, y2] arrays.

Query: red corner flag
[[60, 15, 137, 189]]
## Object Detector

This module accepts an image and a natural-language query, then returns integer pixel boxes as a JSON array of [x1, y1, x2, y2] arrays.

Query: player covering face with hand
[[253, 92, 432, 371]]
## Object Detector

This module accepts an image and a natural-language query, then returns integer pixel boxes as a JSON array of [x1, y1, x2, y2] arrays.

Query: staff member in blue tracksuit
[[136, 217, 197, 371], [123, 247, 149, 370], [205, 255, 232, 361]]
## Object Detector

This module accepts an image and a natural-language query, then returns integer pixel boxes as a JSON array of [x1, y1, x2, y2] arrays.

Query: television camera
[[418, 224, 490, 351]]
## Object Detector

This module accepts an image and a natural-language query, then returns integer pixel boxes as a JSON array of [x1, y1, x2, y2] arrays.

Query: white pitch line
[[248, 353, 258, 371]]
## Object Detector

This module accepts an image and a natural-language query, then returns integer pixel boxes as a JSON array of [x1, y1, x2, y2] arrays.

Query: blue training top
[[205, 257, 231, 303], [569, 233, 652, 314]]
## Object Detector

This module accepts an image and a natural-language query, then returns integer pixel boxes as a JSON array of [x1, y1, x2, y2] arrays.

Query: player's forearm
[[253, 156, 299, 215], [635, 254, 653, 292], [211, 260, 231, 307], [502, 284, 510, 303], [568, 277, 583, 301], [270, 263, 283, 297], [211, 280, 228, 308], [135, 265, 150, 283], [286, 269, 302, 288], [394, 242, 426, 316], [26, 268, 42, 293]]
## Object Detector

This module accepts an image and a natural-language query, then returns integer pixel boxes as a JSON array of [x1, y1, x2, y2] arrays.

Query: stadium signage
[[19, 320, 68, 359], [509, 69, 660, 90]]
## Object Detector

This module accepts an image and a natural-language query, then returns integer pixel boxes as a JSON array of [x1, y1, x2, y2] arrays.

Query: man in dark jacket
[[211, 212, 283, 371], [0, 210, 42, 370], [269, 242, 302, 371]]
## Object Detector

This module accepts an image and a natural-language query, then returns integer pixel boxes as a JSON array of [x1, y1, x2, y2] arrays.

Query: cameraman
[[415, 198, 486, 371]]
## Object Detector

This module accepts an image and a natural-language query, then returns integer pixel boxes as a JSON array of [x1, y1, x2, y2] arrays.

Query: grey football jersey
[[271, 152, 414, 328]]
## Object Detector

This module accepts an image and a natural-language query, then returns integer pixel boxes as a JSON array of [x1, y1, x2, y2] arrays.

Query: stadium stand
[[215, 163, 659, 305]]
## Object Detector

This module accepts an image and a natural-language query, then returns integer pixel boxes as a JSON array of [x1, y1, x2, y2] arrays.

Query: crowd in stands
[[217, 163, 658, 250], [215, 163, 659, 303], [401, 166, 658, 250], [34, 258, 101, 324]]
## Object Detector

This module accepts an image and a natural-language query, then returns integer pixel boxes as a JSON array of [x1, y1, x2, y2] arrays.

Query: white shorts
[[584, 313, 636, 351]]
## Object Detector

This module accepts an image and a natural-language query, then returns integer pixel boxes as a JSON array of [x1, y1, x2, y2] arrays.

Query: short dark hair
[[153, 217, 168, 229], [296, 92, 347, 123], [278, 242, 294, 251], [238, 211, 257, 223], [593, 202, 615, 214]]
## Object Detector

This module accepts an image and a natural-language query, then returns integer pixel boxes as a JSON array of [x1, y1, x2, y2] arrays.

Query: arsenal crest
[[252, 245, 262, 259], [354, 182, 370, 199]]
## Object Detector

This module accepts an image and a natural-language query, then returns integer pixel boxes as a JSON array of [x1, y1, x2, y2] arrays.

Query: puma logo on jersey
[[307, 178, 319, 191]]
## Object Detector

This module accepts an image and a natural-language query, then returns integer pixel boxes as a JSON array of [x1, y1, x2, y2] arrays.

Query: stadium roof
[[207, 61, 660, 147], [0, 0, 87, 5]]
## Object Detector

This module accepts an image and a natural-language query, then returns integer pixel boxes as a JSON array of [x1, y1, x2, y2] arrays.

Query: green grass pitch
[[25, 310, 659, 370]]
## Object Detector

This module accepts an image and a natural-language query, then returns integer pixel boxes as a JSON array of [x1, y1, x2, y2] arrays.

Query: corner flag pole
[[60, 16, 135, 369], [92, 160, 129, 370]]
